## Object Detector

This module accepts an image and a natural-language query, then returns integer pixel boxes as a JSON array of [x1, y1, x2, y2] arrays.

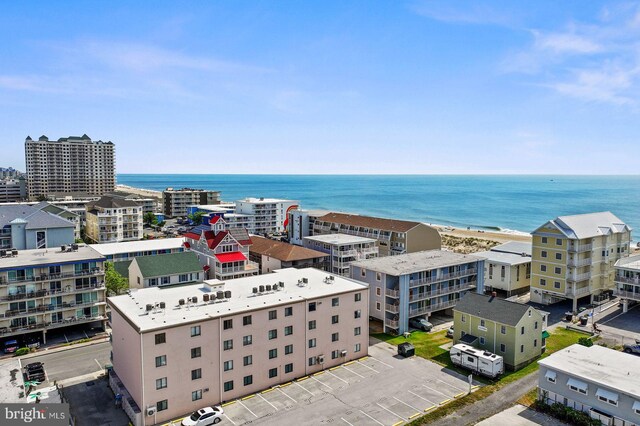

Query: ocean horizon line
[[117, 173, 640, 177]]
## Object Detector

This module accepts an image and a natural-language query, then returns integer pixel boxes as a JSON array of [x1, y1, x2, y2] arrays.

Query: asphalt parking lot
[[165, 341, 480, 426]]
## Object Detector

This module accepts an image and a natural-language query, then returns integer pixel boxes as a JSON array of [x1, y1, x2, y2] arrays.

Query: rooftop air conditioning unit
[[146, 407, 157, 416]]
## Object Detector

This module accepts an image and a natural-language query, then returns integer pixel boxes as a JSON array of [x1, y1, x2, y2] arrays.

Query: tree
[[36, 194, 50, 202], [188, 211, 205, 225], [143, 212, 158, 226], [105, 262, 129, 296]]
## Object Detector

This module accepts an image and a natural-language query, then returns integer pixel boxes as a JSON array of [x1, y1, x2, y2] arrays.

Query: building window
[[500, 325, 506, 334], [354, 327, 361, 336], [354, 310, 361, 319], [547, 376, 556, 384], [569, 384, 587, 395], [308, 338, 316, 348], [520, 344, 524, 353], [191, 347, 201, 358], [521, 326, 525, 335], [534, 321, 538, 330], [309, 320, 316, 330], [191, 325, 201, 337], [269, 368, 278, 378], [244, 375, 253, 386], [285, 306, 293, 317], [157, 400, 168, 411], [556, 238, 562, 245], [191, 368, 201, 380], [461, 315, 466, 323], [501, 266, 505, 278], [355, 293, 362, 302], [309, 357, 317, 367], [332, 297, 339, 307], [309, 302, 316, 312], [376, 272, 382, 281], [480, 319, 485, 327], [541, 250, 547, 258], [361, 268, 366, 277], [243, 355, 252, 366], [269, 348, 278, 359], [540, 279, 546, 286], [554, 267, 561, 274], [243, 335, 253, 346], [268, 329, 278, 340], [223, 339, 233, 351], [541, 237, 547, 244], [355, 343, 361, 353], [285, 363, 293, 374], [192, 389, 202, 401], [224, 381, 234, 392], [500, 344, 506, 353], [285, 326, 293, 336], [555, 253, 562, 260], [156, 377, 167, 389], [332, 315, 339, 324], [479, 337, 485, 345], [224, 360, 233, 371], [269, 310, 277, 320], [332, 332, 339, 342], [376, 287, 381, 296], [534, 339, 538, 347], [155, 333, 166, 345], [541, 265, 547, 272], [155, 355, 167, 367], [223, 319, 233, 330], [243, 315, 252, 326], [332, 350, 340, 359], [554, 281, 560, 289], [285, 344, 293, 355], [376, 302, 381, 311]]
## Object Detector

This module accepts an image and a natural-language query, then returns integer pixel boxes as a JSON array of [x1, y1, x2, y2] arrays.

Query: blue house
[[0, 205, 75, 250]]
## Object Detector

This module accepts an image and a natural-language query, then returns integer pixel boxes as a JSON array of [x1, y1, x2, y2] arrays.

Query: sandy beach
[[436, 226, 531, 254], [117, 184, 162, 200]]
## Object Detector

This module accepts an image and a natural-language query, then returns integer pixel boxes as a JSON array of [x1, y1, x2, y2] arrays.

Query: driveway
[[477, 404, 565, 426]]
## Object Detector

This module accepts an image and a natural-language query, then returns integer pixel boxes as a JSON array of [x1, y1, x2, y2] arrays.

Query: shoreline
[[116, 184, 162, 199]]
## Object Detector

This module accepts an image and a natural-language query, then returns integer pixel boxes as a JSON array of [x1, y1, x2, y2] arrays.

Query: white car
[[182, 406, 224, 426]]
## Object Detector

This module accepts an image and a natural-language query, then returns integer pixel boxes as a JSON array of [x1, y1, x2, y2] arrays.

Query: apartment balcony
[[47, 315, 107, 330], [568, 258, 592, 268], [409, 282, 474, 302], [409, 299, 458, 316], [385, 288, 399, 298], [566, 286, 591, 298], [337, 249, 358, 257], [218, 261, 259, 276], [385, 303, 400, 313], [616, 289, 640, 301], [385, 319, 399, 329], [567, 272, 591, 283], [568, 244, 592, 253], [0, 268, 104, 285], [409, 268, 477, 287], [615, 275, 640, 285]]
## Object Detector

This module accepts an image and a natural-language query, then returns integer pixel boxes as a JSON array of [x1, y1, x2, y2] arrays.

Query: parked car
[[623, 340, 640, 356], [446, 326, 454, 338], [182, 406, 224, 425], [409, 318, 433, 331], [3, 339, 19, 354], [24, 362, 46, 382]]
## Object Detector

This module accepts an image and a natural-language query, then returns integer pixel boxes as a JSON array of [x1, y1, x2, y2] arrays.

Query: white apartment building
[[108, 268, 369, 425], [0, 245, 107, 344], [303, 234, 378, 277], [0, 177, 27, 203], [25, 134, 115, 199], [614, 254, 640, 312], [234, 198, 299, 235], [85, 196, 143, 244], [287, 209, 331, 246], [90, 238, 185, 262]]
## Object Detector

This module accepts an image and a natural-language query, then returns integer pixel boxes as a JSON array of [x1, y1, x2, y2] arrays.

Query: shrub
[[578, 337, 593, 347], [14, 347, 30, 357]]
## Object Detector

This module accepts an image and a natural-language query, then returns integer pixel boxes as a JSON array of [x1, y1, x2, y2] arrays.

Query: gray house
[[0, 205, 75, 250], [538, 344, 640, 425]]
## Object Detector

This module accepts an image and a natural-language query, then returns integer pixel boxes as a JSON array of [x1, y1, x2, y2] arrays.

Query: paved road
[[26, 342, 111, 382]]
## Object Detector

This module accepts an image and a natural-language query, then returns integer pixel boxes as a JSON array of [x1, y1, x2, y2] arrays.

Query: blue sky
[[1, 1, 639, 174]]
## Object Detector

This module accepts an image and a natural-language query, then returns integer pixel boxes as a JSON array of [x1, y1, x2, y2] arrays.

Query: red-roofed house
[[183, 217, 258, 279]]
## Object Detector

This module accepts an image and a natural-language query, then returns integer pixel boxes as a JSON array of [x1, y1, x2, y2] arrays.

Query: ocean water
[[117, 174, 640, 236]]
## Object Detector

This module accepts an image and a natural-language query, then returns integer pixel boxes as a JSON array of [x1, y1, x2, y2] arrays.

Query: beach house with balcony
[[614, 254, 640, 313], [85, 196, 143, 243], [350, 250, 484, 334], [311, 212, 441, 257], [530, 212, 632, 311], [184, 217, 258, 280], [0, 244, 107, 344], [303, 234, 378, 277], [475, 241, 532, 297]]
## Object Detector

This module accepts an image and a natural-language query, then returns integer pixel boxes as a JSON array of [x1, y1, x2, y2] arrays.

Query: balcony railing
[[616, 290, 640, 301], [567, 286, 591, 297], [409, 282, 474, 301], [409, 299, 458, 316], [409, 268, 477, 287], [385, 319, 399, 329], [568, 258, 592, 267], [567, 272, 591, 283], [568, 244, 592, 253], [0, 268, 103, 285], [385, 303, 400, 313], [615, 275, 640, 285], [385, 288, 399, 298]]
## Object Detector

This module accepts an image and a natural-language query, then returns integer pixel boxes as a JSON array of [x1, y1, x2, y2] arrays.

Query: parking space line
[[241, 394, 255, 401], [238, 399, 258, 418], [277, 387, 297, 403], [294, 380, 315, 397], [359, 410, 385, 425], [409, 413, 421, 420], [422, 383, 449, 397], [435, 378, 465, 392], [376, 402, 405, 420], [393, 396, 421, 413], [94, 358, 102, 369], [439, 398, 451, 405], [424, 406, 436, 413], [261, 388, 274, 394], [392, 421, 404, 426], [343, 361, 355, 366], [258, 393, 278, 411], [341, 418, 355, 426], [356, 361, 379, 373], [408, 390, 436, 405], [342, 365, 365, 378], [327, 370, 349, 384], [222, 401, 236, 407], [312, 376, 333, 390], [368, 356, 393, 368], [454, 392, 465, 398], [223, 414, 237, 425]]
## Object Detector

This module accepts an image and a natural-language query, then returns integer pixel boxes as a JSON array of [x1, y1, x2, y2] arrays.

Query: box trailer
[[450, 343, 504, 378]]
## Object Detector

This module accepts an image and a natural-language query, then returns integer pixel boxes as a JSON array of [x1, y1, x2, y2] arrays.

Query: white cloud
[[410, 0, 516, 27], [533, 32, 602, 54]]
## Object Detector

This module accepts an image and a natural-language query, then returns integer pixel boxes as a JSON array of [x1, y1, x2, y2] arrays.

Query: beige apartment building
[[85, 196, 144, 243], [162, 188, 221, 218], [530, 212, 631, 311], [25, 134, 115, 199], [0, 245, 107, 344], [312, 212, 441, 256], [108, 268, 369, 426]]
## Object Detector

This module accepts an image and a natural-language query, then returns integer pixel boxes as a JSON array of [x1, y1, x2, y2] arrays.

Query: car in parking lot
[[409, 318, 433, 331], [623, 340, 640, 356], [182, 406, 224, 425], [446, 326, 454, 338]]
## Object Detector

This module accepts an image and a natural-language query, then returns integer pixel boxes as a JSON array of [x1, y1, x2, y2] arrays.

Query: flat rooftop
[[0, 245, 105, 270], [237, 198, 297, 204], [89, 238, 185, 256], [539, 344, 640, 397], [474, 250, 530, 266], [351, 250, 484, 275], [491, 241, 532, 256], [615, 254, 640, 270], [0, 358, 23, 403], [304, 234, 377, 245], [108, 268, 368, 332]]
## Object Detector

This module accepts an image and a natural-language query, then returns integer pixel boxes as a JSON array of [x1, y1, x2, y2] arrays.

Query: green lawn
[[373, 327, 588, 425]]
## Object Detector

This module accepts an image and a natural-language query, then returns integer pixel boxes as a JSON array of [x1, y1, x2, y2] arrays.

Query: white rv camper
[[450, 343, 504, 378]]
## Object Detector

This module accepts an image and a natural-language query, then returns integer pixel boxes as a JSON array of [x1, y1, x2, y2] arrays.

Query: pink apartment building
[[108, 267, 370, 425]]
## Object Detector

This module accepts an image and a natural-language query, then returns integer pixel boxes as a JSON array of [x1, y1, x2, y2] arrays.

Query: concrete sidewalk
[[1, 335, 110, 363]]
